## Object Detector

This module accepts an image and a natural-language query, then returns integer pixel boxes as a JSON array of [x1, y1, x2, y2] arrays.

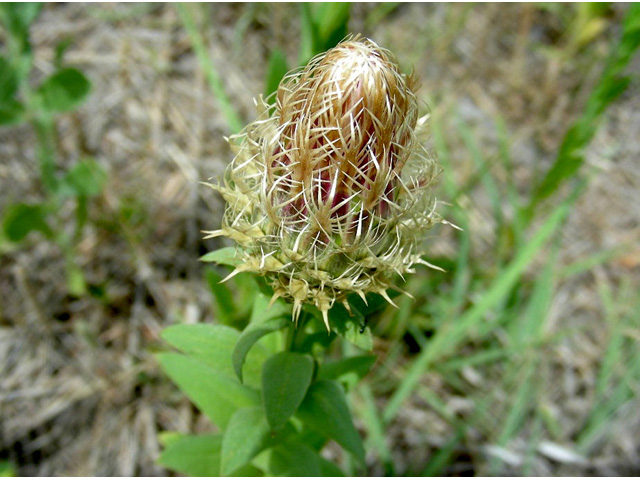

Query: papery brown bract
[[207, 36, 442, 329]]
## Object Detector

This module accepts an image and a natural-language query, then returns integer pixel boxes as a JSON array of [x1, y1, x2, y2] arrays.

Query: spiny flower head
[[207, 36, 442, 330]]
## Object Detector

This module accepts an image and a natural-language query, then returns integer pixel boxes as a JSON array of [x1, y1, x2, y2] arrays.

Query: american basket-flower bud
[[206, 36, 442, 330]]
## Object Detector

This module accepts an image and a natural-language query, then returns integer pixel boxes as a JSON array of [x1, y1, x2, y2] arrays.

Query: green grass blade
[[529, 3, 640, 212], [558, 244, 631, 278], [365, 2, 401, 29], [421, 427, 466, 476], [176, 3, 243, 134], [357, 383, 394, 475], [383, 191, 576, 423]]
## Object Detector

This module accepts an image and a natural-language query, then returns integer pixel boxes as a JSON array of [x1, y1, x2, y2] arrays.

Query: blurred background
[[1, 2, 639, 476]]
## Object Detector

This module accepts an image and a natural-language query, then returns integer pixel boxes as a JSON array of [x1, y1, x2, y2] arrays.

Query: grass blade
[[176, 3, 243, 133], [383, 190, 577, 423], [528, 3, 640, 212]]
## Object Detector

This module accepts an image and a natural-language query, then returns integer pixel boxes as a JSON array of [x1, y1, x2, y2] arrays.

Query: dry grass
[[1, 3, 639, 476]]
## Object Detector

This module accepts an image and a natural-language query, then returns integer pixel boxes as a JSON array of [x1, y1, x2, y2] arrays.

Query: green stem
[[31, 116, 58, 194]]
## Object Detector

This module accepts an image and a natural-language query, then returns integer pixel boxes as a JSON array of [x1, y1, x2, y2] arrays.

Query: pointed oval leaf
[[264, 48, 289, 98], [162, 323, 271, 389], [204, 267, 237, 325], [37, 67, 91, 113], [0, 57, 19, 103], [0, 97, 25, 125], [318, 355, 377, 388], [221, 406, 269, 476], [157, 352, 259, 429], [328, 302, 373, 351], [319, 456, 347, 476], [296, 379, 365, 464], [59, 158, 107, 198], [161, 324, 239, 378], [0, 3, 42, 38], [158, 433, 222, 476], [3, 202, 52, 242], [262, 352, 314, 431], [267, 443, 322, 477]]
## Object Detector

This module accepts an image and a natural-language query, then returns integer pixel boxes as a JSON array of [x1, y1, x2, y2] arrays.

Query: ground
[[1, 3, 639, 476]]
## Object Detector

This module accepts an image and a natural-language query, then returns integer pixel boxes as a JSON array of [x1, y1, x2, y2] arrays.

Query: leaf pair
[[159, 322, 370, 475]]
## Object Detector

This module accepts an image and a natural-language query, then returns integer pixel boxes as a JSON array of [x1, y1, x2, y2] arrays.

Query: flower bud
[[207, 36, 442, 329]]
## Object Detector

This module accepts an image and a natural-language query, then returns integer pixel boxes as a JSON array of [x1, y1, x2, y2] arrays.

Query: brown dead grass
[[1, 3, 639, 476]]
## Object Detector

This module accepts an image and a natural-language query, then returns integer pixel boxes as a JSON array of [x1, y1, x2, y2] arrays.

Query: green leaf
[[158, 433, 222, 476], [162, 324, 240, 378], [529, 3, 640, 213], [66, 261, 87, 297], [54, 37, 74, 69], [175, 3, 244, 134], [267, 444, 322, 477], [157, 352, 259, 429], [318, 354, 377, 388], [262, 352, 314, 431], [157, 431, 185, 448], [383, 191, 578, 423], [2, 202, 52, 242], [200, 246, 241, 267], [298, 3, 317, 64], [249, 291, 291, 325], [0, 57, 19, 103], [204, 267, 237, 325], [319, 456, 346, 476], [233, 316, 288, 383], [348, 291, 391, 317], [163, 322, 271, 389], [264, 48, 289, 99], [328, 302, 373, 351], [0, 459, 15, 477], [221, 406, 269, 476], [297, 330, 338, 354], [312, 2, 350, 51], [59, 158, 107, 198], [296, 379, 365, 464], [0, 3, 42, 39], [0, 97, 25, 125], [37, 67, 91, 113]]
